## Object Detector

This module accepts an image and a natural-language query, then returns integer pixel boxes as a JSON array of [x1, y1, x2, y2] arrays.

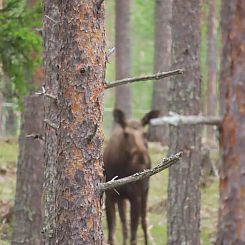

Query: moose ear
[[113, 109, 127, 128], [141, 110, 160, 126]]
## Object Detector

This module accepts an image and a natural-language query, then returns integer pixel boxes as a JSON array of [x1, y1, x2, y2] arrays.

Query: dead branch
[[104, 69, 184, 89], [96, 0, 105, 10], [26, 134, 44, 141], [151, 112, 222, 127], [44, 119, 59, 130], [99, 152, 182, 192]]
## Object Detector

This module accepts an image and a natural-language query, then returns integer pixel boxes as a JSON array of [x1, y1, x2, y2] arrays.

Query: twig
[[106, 47, 115, 63], [151, 112, 222, 127], [26, 134, 44, 141], [99, 152, 182, 192], [35, 86, 57, 101], [96, 0, 105, 9], [45, 15, 58, 24], [104, 69, 184, 89], [44, 119, 59, 130]]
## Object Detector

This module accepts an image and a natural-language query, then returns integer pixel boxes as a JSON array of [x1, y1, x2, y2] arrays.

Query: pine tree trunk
[[12, 95, 44, 245], [206, 0, 217, 141], [217, 1, 245, 244], [167, 0, 201, 244], [42, 0, 60, 243], [115, 0, 131, 117], [43, 1, 106, 243], [148, 0, 172, 143]]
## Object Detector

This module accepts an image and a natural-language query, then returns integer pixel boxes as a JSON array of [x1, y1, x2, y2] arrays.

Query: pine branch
[[99, 152, 182, 192], [104, 69, 184, 89]]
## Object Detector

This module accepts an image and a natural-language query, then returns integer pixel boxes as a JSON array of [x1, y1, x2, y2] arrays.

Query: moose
[[104, 109, 160, 245]]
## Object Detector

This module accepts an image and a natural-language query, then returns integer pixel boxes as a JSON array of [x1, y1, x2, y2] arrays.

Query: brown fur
[[104, 109, 160, 245]]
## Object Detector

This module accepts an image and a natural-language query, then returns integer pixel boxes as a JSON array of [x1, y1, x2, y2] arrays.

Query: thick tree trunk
[[217, 1, 245, 244], [42, 0, 59, 243], [12, 95, 44, 245], [167, 0, 201, 244], [205, 0, 218, 141], [43, 1, 106, 243], [115, 0, 132, 117], [148, 0, 172, 143]]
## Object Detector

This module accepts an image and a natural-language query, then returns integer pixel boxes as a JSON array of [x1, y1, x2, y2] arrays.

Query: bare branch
[[44, 119, 59, 130], [104, 69, 184, 89], [96, 0, 105, 10], [99, 152, 183, 192], [106, 47, 115, 63], [151, 112, 222, 127], [26, 134, 44, 141], [44, 93, 57, 101]]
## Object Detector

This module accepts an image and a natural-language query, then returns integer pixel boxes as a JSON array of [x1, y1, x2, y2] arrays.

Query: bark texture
[[44, 1, 106, 244], [149, 0, 172, 143], [115, 0, 132, 117], [42, 0, 59, 243], [12, 95, 44, 245], [167, 0, 201, 244], [217, 1, 245, 244], [206, 0, 218, 140]]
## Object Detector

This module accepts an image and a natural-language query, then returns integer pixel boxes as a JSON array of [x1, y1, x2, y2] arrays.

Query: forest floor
[[0, 138, 219, 245]]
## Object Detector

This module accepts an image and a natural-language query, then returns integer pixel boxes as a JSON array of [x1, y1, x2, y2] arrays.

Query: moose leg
[[141, 193, 148, 245], [118, 199, 128, 245], [130, 197, 140, 245], [106, 195, 116, 245]]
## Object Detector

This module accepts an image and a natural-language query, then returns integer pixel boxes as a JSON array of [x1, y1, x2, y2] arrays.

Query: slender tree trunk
[[42, 0, 59, 243], [12, 95, 44, 245], [115, 0, 132, 117], [205, 0, 217, 141], [43, 0, 106, 243], [217, 1, 245, 244], [148, 0, 172, 143], [167, 0, 201, 244]]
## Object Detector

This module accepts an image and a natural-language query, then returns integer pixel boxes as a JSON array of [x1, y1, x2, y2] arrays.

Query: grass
[[0, 136, 219, 245]]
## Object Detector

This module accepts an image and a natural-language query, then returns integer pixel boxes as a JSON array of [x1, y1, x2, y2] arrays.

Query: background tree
[[205, 0, 218, 141], [167, 0, 201, 244], [217, 1, 245, 244], [11, 95, 44, 245], [43, 0, 106, 243], [42, 0, 59, 243], [148, 0, 172, 143], [114, 0, 132, 117]]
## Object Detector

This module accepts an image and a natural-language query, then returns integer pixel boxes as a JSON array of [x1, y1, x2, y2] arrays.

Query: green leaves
[[0, 0, 42, 97]]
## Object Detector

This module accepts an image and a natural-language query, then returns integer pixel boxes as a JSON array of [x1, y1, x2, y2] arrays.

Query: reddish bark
[[217, 1, 245, 244], [45, 1, 106, 243]]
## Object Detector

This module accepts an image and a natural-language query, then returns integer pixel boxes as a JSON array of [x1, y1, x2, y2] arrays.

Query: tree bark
[[42, 0, 60, 243], [205, 0, 218, 141], [12, 95, 44, 245], [43, 0, 106, 243], [148, 0, 172, 143], [217, 1, 245, 244], [115, 0, 132, 117], [167, 0, 201, 244]]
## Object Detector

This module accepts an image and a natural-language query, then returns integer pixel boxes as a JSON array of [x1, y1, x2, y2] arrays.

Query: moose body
[[104, 109, 159, 245]]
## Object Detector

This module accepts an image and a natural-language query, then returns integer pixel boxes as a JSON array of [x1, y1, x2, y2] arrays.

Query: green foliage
[[0, 0, 42, 96]]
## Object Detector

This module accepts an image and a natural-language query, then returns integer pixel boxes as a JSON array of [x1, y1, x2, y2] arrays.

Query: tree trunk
[[43, 1, 106, 243], [115, 0, 132, 117], [167, 0, 201, 244], [217, 1, 245, 244], [205, 0, 218, 141], [148, 0, 172, 143], [12, 95, 44, 245], [42, 0, 60, 243]]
